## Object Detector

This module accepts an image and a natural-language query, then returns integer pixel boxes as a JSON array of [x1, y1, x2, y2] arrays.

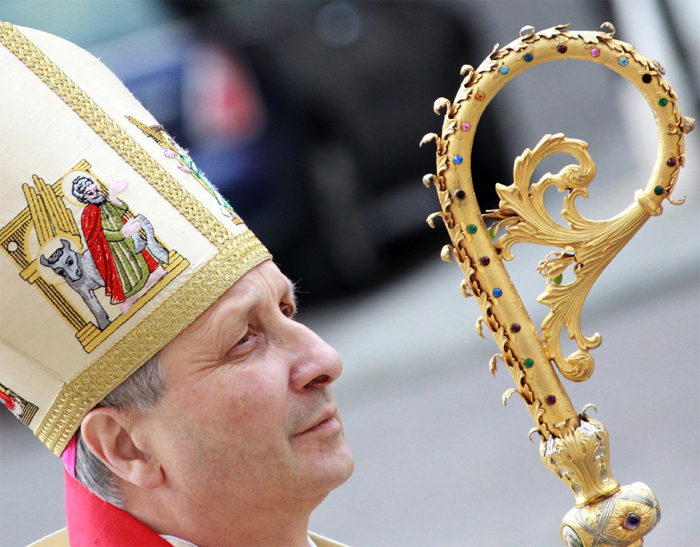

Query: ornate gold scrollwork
[[488, 134, 653, 382]]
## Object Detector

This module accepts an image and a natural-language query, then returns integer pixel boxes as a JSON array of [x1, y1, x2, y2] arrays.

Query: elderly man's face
[[136, 260, 354, 515], [84, 183, 99, 198], [83, 182, 102, 201]]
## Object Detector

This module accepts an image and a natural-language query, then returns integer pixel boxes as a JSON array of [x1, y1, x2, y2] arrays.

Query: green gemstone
[[524, 358, 534, 368], [654, 185, 664, 196], [467, 224, 477, 234], [658, 97, 668, 106], [553, 273, 563, 285]]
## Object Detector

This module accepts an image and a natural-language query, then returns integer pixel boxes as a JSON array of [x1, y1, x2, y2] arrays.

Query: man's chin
[[300, 438, 354, 497], [321, 441, 355, 489], [329, 438, 355, 483]]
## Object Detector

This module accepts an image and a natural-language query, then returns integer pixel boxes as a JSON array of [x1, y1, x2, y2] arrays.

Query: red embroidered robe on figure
[[82, 201, 157, 304]]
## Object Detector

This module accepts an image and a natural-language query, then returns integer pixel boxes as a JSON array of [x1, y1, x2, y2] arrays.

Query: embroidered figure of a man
[[71, 176, 165, 314]]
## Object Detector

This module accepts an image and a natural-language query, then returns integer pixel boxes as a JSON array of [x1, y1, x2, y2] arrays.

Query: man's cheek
[[233, 388, 278, 421]]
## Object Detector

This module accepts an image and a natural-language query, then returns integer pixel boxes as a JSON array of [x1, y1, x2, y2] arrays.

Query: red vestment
[[65, 466, 170, 547], [0, 391, 14, 410], [82, 204, 157, 304]]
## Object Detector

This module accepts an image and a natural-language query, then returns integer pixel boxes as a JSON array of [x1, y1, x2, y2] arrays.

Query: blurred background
[[1, 1, 698, 546]]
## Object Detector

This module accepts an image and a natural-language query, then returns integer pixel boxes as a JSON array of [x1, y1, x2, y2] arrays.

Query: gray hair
[[71, 176, 94, 204], [75, 351, 166, 508]]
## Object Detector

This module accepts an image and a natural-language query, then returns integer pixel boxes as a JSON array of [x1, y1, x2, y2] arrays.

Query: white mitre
[[0, 22, 271, 456]]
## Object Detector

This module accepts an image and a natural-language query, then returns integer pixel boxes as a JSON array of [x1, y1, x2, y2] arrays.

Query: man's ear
[[80, 407, 164, 490]]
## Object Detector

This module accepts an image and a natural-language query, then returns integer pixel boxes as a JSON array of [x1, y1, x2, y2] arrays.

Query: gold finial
[[600, 21, 616, 38], [682, 116, 695, 133], [519, 25, 535, 38]]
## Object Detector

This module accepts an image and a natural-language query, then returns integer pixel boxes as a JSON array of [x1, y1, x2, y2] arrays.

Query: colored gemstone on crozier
[[654, 186, 664, 196], [479, 256, 490, 266], [619, 57, 629, 66], [454, 155, 463, 165], [455, 189, 466, 199], [524, 358, 534, 368], [467, 224, 477, 234], [475, 91, 486, 101], [524, 53, 533, 62], [658, 97, 668, 106], [511, 323, 521, 333], [545, 395, 557, 405], [624, 513, 642, 530], [642, 74, 652, 83], [461, 122, 471, 131], [493, 288, 503, 298], [590, 48, 601, 58], [557, 44, 568, 54], [500, 65, 509, 75], [667, 157, 677, 167]]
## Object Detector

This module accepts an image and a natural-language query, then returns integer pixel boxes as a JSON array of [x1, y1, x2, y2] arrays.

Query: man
[[0, 21, 351, 546], [67, 260, 354, 547], [71, 175, 162, 313]]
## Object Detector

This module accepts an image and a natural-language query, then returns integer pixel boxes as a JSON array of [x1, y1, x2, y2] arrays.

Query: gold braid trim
[[0, 22, 230, 248], [37, 231, 271, 455]]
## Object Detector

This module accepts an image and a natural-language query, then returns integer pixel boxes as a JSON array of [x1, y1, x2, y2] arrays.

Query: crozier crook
[[422, 23, 694, 547]]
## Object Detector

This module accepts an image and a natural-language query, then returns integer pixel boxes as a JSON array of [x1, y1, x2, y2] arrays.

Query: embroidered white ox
[[40, 239, 111, 330]]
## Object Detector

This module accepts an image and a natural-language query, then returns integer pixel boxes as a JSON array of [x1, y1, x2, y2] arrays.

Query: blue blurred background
[[1, 1, 698, 546]]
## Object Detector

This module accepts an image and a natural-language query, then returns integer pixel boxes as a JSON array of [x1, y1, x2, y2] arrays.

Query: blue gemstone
[[619, 57, 629, 67], [500, 65, 509, 75], [454, 155, 463, 165], [524, 53, 533, 62], [493, 288, 503, 298]]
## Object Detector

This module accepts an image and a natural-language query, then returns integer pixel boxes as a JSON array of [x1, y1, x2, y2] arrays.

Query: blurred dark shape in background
[[102, 1, 509, 301]]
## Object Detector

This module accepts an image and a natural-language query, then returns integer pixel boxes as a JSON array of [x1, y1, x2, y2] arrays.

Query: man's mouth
[[298, 407, 339, 435]]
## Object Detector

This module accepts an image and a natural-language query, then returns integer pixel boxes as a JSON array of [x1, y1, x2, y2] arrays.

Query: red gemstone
[[511, 323, 521, 333], [480, 256, 490, 266], [557, 44, 568, 54], [545, 395, 557, 405], [667, 157, 677, 167]]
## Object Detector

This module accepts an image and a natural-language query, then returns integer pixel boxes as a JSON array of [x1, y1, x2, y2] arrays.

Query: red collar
[[64, 466, 171, 547]]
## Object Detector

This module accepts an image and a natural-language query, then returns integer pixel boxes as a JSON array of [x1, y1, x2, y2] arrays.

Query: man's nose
[[286, 321, 344, 391]]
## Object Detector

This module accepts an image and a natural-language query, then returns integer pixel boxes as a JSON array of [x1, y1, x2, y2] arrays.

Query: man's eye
[[281, 304, 295, 318], [236, 332, 250, 346]]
